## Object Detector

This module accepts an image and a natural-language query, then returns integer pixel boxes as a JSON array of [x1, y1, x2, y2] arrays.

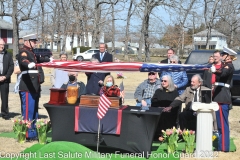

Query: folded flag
[[97, 94, 111, 119]]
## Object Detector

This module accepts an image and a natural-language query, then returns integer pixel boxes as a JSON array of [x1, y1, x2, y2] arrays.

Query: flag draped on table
[[36, 61, 211, 73], [97, 94, 112, 119]]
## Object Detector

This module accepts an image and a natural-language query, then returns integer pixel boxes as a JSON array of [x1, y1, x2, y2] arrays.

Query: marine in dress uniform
[[210, 47, 237, 152], [18, 34, 49, 140]]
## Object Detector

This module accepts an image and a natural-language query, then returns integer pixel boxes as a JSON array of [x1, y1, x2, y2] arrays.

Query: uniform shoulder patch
[[21, 52, 27, 56]]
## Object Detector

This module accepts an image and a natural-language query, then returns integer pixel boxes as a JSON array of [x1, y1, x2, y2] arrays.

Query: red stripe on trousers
[[26, 92, 29, 137], [74, 106, 80, 131], [116, 106, 128, 135], [219, 105, 225, 151]]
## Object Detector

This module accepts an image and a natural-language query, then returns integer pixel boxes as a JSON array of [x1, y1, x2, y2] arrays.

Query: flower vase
[[167, 142, 176, 154], [185, 143, 195, 153], [38, 131, 47, 144], [17, 132, 26, 143]]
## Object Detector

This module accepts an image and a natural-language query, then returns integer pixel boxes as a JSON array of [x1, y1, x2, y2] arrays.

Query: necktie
[[100, 53, 104, 61], [194, 90, 198, 102]]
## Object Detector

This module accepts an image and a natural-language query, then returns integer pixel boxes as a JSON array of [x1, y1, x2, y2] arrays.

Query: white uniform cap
[[222, 46, 237, 55], [23, 34, 38, 41]]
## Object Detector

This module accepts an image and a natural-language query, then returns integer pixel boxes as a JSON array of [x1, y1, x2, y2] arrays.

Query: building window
[[7, 30, 13, 43], [209, 45, 216, 49], [54, 41, 57, 46]]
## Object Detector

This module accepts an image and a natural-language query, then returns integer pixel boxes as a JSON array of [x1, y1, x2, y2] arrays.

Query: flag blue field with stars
[[140, 63, 211, 72]]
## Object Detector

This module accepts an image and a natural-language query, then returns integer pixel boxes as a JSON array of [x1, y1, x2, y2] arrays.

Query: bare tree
[[91, 0, 119, 49], [175, 0, 196, 54], [203, 0, 220, 49], [136, 0, 166, 62], [123, 0, 136, 60], [217, 0, 240, 47], [0, 0, 36, 56]]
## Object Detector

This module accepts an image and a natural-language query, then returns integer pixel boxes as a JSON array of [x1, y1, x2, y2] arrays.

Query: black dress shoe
[[2, 116, 10, 120], [26, 137, 39, 142]]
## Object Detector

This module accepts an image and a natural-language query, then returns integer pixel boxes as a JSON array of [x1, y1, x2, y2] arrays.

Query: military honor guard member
[[18, 34, 49, 140], [210, 47, 237, 152]]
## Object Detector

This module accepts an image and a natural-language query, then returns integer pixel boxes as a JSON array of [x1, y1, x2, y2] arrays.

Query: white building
[[0, 18, 13, 49], [45, 33, 104, 52], [193, 29, 227, 50]]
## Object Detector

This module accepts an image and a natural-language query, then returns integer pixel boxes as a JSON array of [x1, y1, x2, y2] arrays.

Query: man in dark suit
[[158, 48, 181, 77], [94, 43, 113, 63], [92, 43, 113, 77], [0, 38, 14, 120]]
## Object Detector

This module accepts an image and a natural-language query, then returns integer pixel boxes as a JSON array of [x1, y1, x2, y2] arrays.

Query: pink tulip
[[179, 130, 182, 135], [159, 137, 164, 141]]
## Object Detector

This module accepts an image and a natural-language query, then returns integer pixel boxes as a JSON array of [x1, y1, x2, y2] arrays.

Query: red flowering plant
[[12, 116, 32, 143], [159, 127, 181, 153], [117, 72, 124, 79]]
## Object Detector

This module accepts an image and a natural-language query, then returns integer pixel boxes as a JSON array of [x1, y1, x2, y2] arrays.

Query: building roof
[[19, 30, 36, 38], [194, 41, 217, 45], [106, 41, 125, 48], [0, 18, 13, 30], [194, 29, 226, 37]]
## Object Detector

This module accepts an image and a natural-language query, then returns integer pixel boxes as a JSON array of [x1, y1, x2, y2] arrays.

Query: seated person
[[51, 52, 69, 88], [61, 72, 86, 102], [85, 57, 105, 95], [100, 75, 120, 97], [160, 55, 188, 95], [151, 75, 179, 138], [134, 72, 161, 107], [165, 74, 203, 131]]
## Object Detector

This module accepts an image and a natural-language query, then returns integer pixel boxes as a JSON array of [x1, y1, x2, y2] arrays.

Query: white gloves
[[28, 62, 36, 69], [211, 66, 216, 73], [50, 57, 54, 62]]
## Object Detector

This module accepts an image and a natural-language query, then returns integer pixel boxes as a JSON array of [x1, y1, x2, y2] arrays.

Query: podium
[[192, 102, 219, 158]]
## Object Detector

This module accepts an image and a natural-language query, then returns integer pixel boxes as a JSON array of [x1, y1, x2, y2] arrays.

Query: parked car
[[72, 49, 100, 61], [185, 50, 240, 100], [33, 48, 52, 61]]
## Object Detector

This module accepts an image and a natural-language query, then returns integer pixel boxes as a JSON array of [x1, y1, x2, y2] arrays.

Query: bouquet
[[12, 116, 32, 143], [181, 129, 195, 153], [35, 119, 51, 144], [117, 72, 124, 79], [159, 127, 181, 153]]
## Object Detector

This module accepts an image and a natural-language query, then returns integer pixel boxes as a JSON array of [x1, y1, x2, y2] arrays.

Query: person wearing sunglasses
[[160, 55, 188, 95], [151, 75, 179, 139], [134, 71, 161, 107]]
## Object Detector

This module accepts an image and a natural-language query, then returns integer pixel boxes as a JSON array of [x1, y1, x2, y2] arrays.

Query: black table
[[44, 104, 162, 158]]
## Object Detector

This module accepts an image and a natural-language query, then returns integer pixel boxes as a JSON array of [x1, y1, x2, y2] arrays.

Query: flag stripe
[[36, 61, 211, 73], [116, 106, 127, 134], [97, 94, 112, 119], [74, 106, 80, 131]]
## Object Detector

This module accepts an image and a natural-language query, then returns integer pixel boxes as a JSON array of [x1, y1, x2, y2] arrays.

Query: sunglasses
[[148, 73, 155, 75], [161, 80, 167, 82], [170, 61, 176, 63]]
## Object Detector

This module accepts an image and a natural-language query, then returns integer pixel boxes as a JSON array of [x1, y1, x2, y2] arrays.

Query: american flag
[[36, 61, 210, 73], [97, 94, 112, 119]]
